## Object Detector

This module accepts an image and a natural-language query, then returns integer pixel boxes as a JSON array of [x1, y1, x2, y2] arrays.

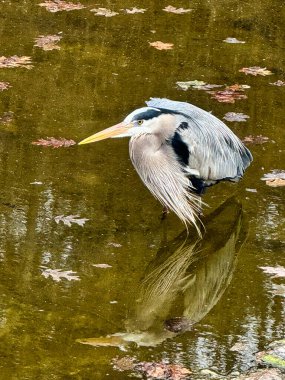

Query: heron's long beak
[[78, 122, 133, 145]]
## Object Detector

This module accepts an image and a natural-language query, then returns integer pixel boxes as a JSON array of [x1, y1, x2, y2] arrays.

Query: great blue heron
[[79, 98, 252, 234]]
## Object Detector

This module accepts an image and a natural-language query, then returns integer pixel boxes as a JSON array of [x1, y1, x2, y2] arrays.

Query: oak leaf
[[34, 34, 62, 51], [42, 268, 80, 282], [39, 0, 85, 12], [223, 112, 249, 122], [0, 56, 33, 69], [32, 137, 76, 148], [239, 66, 273, 76], [163, 6, 192, 14], [54, 214, 89, 227]]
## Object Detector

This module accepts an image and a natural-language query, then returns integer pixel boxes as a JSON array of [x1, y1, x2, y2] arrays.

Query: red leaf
[[32, 137, 76, 148]]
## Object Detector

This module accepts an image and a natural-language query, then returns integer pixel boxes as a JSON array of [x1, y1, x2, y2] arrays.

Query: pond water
[[0, 0, 284, 379]]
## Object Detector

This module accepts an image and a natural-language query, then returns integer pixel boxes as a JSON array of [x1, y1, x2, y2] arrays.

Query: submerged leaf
[[260, 266, 285, 278], [122, 7, 146, 14], [261, 170, 285, 187], [112, 356, 136, 371], [0, 111, 14, 124], [163, 5, 192, 14], [223, 112, 250, 122], [42, 268, 80, 282], [270, 80, 285, 86], [54, 214, 89, 227], [0, 82, 11, 91], [32, 137, 76, 148], [223, 37, 245, 43], [207, 89, 247, 103], [135, 362, 191, 380], [242, 135, 269, 145], [176, 80, 223, 91], [39, 0, 85, 12], [91, 8, 118, 17], [149, 41, 174, 50], [0, 55, 33, 69], [34, 34, 62, 51], [239, 66, 273, 76]]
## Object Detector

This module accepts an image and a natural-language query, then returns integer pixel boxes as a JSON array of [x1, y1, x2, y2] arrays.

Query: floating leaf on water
[[270, 80, 285, 86], [223, 37, 246, 44], [32, 137, 76, 148], [260, 266, 285, 278], [39, 0, 85, 12], [223, 112, 250, 122], [242, 135, 269, 145], [0, 81, 11, 91], [0, 55, 33, 69], [149, 41, 174, 50], [227, 84, 251, 91], [42, 268, 80, 282], [207, 89, 247, 103], [134, 362, 191, 380], [122, 7, 146, 14], [93, 263, 112, 268], [163, 5, 192, 14], [107, 242, 122, 248], [164, 317, 193, 333], [239, 66, 273, 76], [261, 170, 285, 187], [176, 80, 206, 90], [0, 111, 14, 124], [54, 214, 89, 227], [91, 8, 119, 17], [34, 34, 62, 51]]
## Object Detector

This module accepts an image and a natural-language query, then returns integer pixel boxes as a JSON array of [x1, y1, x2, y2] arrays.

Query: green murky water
[[0, 1, 284, 379]]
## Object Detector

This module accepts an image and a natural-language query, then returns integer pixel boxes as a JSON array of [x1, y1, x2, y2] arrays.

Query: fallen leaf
[[261, 170, 285, 187], [54, 215, 89, 227], [107, 242, 122, 248], [42, 268, 80, 282], [242, 135, 269, 145], [176, 80, 223, 91], [227, 84, 250, 91], [91, 8, 118, 17], [93, 264, 112, 268], [135, 362, 191, 380], [223, 37, 245, 43], [163, 5, 192, 14], [122, 7, 146, 14], [207, 89, 247, 103], [0, 82, 11, 91], [239, 66, 273, 76], [270, 80, 285, 86], [149, 41, 174, 50], [0, 56, 33, 69], [271, 284, 285, 297], [0, 111, 14, 124], [223, 112, 250, 122], [34, 34, 62, 51], [32, 137, 76, 148], [39, 0, 85, 12], [164, 317, 193, 333], [260, 266, 285, 278], [112, 356, 136, 371]]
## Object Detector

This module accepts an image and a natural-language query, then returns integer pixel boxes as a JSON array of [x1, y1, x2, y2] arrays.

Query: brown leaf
[[261, 170, 285, 186], [0, 81, 11, 91], [207, 89, 247, 103], [91, 8, 118, 17], [270, 80, 285, 86], [260, 266, 285, 278], [112, 356, 136, 371], [122, 7, 146, 14], [149, 41, 174, 50], [39, 0, 85, 12], [108, 242, 122, 248], [223, 112, 250, 122], [135, 362, 191, 380], [0, 111, 14, 124], [32, 137, 76, 148], [0, 55, 33, 69], [34, 34, 62, 51], [163, 6, 192, 14], [242, 135, 269, 145], [265, 179, 285, 187], [239, 66, 273, 76]]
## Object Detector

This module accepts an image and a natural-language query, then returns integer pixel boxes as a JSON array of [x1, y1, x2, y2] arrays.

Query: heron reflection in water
[[78, 197, 247, 349], [79, 98, 252, 234]]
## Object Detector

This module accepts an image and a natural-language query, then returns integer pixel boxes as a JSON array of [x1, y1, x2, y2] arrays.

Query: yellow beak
[[78, 122, 133, 145]]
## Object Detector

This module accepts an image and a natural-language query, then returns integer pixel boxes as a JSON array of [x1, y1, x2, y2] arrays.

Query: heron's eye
[[137, 120, 144, 125]]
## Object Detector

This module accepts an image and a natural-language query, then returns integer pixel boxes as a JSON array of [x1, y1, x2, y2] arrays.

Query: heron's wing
[[146, 98, 252, 182]]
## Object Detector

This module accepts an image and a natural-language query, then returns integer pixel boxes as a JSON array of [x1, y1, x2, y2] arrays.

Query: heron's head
[[78, 107, 176, 145]]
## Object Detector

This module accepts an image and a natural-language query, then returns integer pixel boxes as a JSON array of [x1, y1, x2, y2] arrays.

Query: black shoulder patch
[[132, 109, 162, 121], [171, 132, 189, 166], [177, 121, 189, 131]]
